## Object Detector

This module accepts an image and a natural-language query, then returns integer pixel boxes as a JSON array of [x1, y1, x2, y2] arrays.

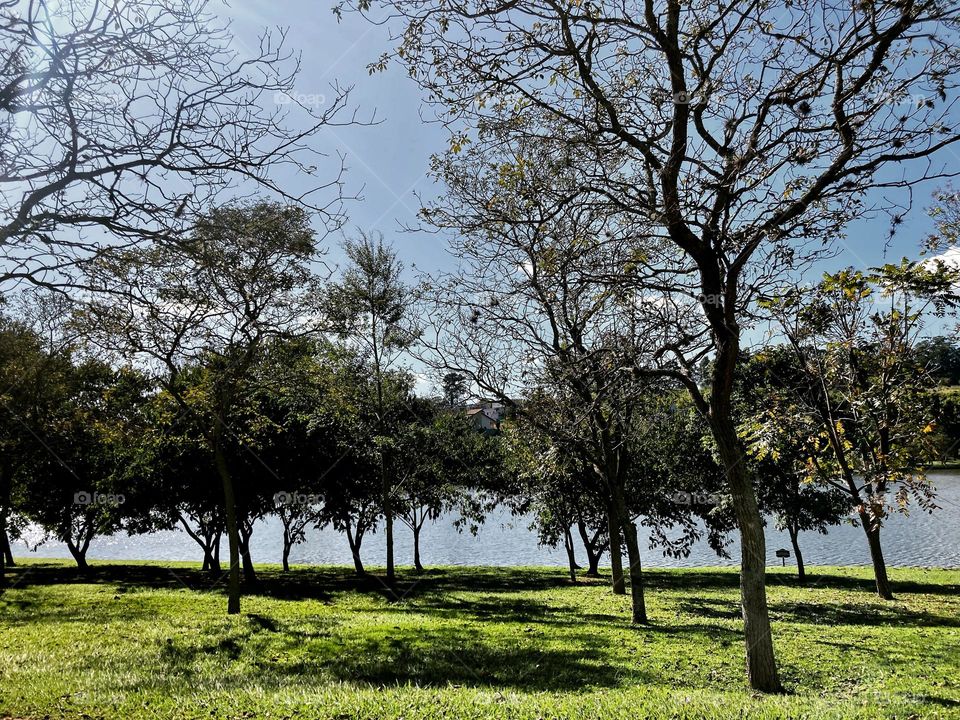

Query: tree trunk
[[384, 476, 395, 584], [787, 526, 805, 583], [346, 522, 365, 575], [238, 525, 257, 585], [577, 521, 601, 576], [211, 531, 222, 574], [179, 514, 217, 574], [621, 521, 648, 623], [0, 509, 13, 589], [860, 511, 893, 600], [213, 442, 242, 614], [282, 525, 292, 572], [385, 513, 395, 580], [1, 532, 10, 565], [606, 506, 625, 595], [0, 520, 8, 587], [712, 417, 782, 693], [0, 471, 12, 585], [609, 484, 647, 624], [563, 525, 578, 582], [413, 523, 424, 574], [66, 538, 89, 571]]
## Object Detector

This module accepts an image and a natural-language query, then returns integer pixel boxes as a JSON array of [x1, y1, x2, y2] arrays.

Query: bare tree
[[346, 0, 960, 691], [0, 0, 360, 290], [414, 140, 667, 623]]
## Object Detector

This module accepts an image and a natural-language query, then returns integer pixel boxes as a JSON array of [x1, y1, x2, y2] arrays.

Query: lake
[[14, 471, 960, 569]]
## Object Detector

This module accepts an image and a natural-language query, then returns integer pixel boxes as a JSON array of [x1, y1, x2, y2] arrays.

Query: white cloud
[[923, 246, 960, 272]]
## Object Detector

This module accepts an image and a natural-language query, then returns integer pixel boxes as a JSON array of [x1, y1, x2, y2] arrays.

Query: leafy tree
[[930, 390, 960, 462], [758, 463, 851, 583], [502, 419, 608, 581], [84, 200, 323, 613], [764, 263, 958, 598], [0, 312, 72, 583], [416, 188, 659, 622], [16, 360, 154, 570], [309, 347, 388, 576], [324, 232, 417, 583], [914, 337, 960, 386], [244, 338, 347, 573], [441, 372, 469, 408], [394, 406, 503, 573], [740, 349, 852, 582]]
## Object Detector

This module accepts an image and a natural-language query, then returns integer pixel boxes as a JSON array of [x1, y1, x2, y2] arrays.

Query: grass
[[0, 561, 958, 719]]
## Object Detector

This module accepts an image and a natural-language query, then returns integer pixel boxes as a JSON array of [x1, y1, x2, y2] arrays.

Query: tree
[[502, 417, 608, 582], [137, 369, 227, 575], [324, 232, 417, 584], [441, 372, 468, 408], [739, 350, 853, 582], [759, 465, 851, 583], [0, 310, 73, 583], [348, 0, 960, 691], [394, 406, 503, 573], [414, 166, 661, 622], [764, 262, 958, 598], [84, 199, 323, 613], [914, 337, 960, 386], [0, 0, 356, 291], [310, 346, 386, 576], [16, 359, 153, 570], [245, 338, 343, 573]]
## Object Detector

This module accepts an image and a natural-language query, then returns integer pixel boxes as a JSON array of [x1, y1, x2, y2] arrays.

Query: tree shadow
[[769, 600, 960, 628], [2, 562, 582, 604], [773, 571, 960, 597], [139, 615, 646, 692]]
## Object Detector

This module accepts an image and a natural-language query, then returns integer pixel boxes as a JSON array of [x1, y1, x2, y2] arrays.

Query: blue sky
[[227, 1, 452, 278], [225, 1, 956, 282]]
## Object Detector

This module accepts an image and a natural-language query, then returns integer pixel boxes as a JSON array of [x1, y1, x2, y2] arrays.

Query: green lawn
[[0, 561, 958, 719]]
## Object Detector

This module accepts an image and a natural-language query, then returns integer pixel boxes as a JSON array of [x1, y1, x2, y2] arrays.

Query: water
[[15, 472, 960, 569]]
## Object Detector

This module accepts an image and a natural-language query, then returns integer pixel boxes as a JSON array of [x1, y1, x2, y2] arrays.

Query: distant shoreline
[[8, 558, 960, 571]]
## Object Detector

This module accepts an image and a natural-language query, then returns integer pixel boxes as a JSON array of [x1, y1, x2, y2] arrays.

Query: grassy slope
[[0, 561, 958, 719]]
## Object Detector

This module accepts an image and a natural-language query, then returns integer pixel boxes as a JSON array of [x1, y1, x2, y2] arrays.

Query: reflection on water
[[16, 472, 960, 569]]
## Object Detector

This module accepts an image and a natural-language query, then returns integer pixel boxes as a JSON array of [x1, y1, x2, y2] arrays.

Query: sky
[[226, 1, 453, 279], [222, 1, 960, 284]]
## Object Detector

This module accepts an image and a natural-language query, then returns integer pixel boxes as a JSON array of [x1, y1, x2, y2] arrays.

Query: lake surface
[[15, 471, 960, 569]]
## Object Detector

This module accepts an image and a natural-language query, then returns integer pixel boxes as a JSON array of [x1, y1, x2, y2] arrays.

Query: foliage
[[762, 262, 959, 525]]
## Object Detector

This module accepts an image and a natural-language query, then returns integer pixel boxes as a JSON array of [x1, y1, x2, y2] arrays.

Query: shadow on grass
[[770, 599, 960, 628], [647, 568, 960, 597], [139, 612, 646, 691], [5, 561, 958, 696], [677, 592, 960, 629], [5, 562, 958, 633], [7, 561, 956, 595]]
